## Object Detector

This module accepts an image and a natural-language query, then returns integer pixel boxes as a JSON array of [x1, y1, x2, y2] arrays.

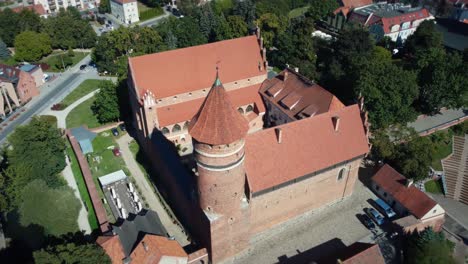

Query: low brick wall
[[66, 129, 110, 233], [187, 248, 209, 264], [418, 116, 468, 137]]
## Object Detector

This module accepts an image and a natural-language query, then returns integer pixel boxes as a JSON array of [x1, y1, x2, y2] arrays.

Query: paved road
[[116, 133, 189, 246]]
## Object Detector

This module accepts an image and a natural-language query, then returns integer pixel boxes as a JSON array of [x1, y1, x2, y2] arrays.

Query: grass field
[[66, 96, 103, 128], [41, 51, 89, 72], [288, 5, 310, 18], [430, 130, 453, 171], [425, 179, 444, 194], [60, 80, 104, 107], [138, 2, 164, 22], [89, 132, 128, 178], [66, 143, 99, 231]]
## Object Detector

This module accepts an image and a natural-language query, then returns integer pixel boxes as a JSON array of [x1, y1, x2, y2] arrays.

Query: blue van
[[365, 208, 385, 225], [375, 198, 396, 218]]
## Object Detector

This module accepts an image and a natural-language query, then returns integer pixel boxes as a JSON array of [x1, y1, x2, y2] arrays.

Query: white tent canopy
[[99, 170, 127, 186]]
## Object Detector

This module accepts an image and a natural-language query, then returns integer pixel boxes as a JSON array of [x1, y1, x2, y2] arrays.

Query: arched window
[[246, 105, 254, 112], [161, 127, 169, 135], [238, 107, 244, 114], [183, 121, 189, 130], [337, 168, 346, 181], [172, 124, 181, 133]]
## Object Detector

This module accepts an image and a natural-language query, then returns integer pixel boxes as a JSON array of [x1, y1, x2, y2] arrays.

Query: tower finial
[[214, 63, 222, 87]]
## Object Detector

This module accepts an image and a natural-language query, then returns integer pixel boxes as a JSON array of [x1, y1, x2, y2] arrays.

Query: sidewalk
[[116, 133, 189, 246], [407, 108, 467, 136], [62, 157, 92, 234]]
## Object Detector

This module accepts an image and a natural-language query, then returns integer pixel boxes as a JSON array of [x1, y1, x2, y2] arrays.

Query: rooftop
[[0, 64, 20, 83], [128, 35, 265, 99], [372, 164, 438, 219], [338, 243, 385, 264], [11, 4, 46, 15], [259, 69, 344, 120], [188, 73, 249, 145], [129, 234, 187, 263], [245, 104, 369, 193], [340, 0, 373, 8]]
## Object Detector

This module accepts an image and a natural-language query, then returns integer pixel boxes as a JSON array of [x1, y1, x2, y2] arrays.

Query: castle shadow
[[276, 238, 346, 264]]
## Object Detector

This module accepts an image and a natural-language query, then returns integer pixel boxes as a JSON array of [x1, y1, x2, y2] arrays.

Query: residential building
[[372, 164, 445, 233], [110, 0, 139, 25], [325, 0, 373, 31], [127, 33, 370, 263], [333, 242, 385, 264], [449, 0, 468, 23], [348, 3, 434, 43], [11, 4, 48, 18], [442, 135, 468, 205], [0, 64, 42, 117], [33, 0, 100, 13], [97, 209, 208, 264]]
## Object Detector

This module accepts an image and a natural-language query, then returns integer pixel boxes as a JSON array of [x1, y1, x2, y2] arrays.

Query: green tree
[[372, 46, 392, 63], [92, 81, 120, 123], [20, 180, 80, 236], [0, 172, 11, 212], [0, 8, 41, 46], [14, 31, 52, 62], [0, 38, 10, 59], [179, 0, 198, 16], [98, 0, 111, 13], [405, 20, 443, 58], [356, 61, 419, 129], [42, 8, 97, 49], [232, 0, 256, 26], [53, 54, 73, 70], [34, 242, 111, 264], [6, 116, 66, 192], [405, 227, 456, 263], [256, 13, 288, 48], [227, 15, 248, 38], [395, 136, 435, 180], [306, 0, 338, 21]]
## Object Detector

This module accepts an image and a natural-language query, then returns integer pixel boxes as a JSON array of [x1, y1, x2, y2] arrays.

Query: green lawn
[[66, 143, 99, 231], [430, 130, 453, 171], [425, 179, 443, 194], [288, 5, 310, 18], [66, 96, 103, 129], [41, 51, 89, 72], [138, 2, 164, 22], [60, 79, 104, 107]]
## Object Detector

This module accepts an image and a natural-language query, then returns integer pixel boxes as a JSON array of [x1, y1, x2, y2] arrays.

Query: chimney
[[283, 71, 288, 81], [142, 241, 148, 252], [256, 26, 261, 39], [260, 37, 264, 50], [332, 116, 340, 132], [262, 48, 266, 60], [275, 128, 282, 144], [294, 67, 299, 73], [405, 179, 413, 188]]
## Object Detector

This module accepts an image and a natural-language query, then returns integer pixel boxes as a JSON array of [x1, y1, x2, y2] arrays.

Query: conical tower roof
[[188, 72, 249, 145]]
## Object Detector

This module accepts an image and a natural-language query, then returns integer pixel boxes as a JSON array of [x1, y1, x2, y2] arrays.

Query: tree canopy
[[0, 38, 10, 59], [0, 8, 41, 46], [92, 81, 120, 123], [404, 228, 456, 263], [14, 31, 52, 62], [34, 242, 111, 264]]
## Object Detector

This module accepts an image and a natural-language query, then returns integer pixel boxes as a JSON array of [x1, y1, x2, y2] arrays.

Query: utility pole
[[60, 54, 65, 72]]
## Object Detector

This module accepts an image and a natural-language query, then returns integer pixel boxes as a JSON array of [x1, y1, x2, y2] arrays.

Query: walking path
[[116, 133, 189, 246], [62, 157, 92, 234], [41, 89, 100, 129], [407, 108, 467, 136]]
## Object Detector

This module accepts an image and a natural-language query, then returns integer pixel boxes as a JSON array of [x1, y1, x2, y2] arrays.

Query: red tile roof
[[12, 4, 46, 15], [245, 104, 369, 192], [188, 75, 249, 145], [259, 69, 344, 120], [340, 243, 385, 264], [341, 0, 372, 8], [157, 83, 265, 127], [129, 36, 265, 99], [130, 235, 187, 264], [97, 236, 125, 263], [372, 164, 437, 219], [380, 9, 432, 34]]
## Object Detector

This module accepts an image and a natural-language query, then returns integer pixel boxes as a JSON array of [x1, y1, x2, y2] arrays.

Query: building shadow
[[276, 238, 346, 264], [358, 165, 377, 187]]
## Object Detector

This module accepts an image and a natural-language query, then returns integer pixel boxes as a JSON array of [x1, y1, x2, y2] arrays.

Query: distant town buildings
[[32, 0, 100, 13], [0, 64, 43, 117], [372, 164, 445, 233], [348, 4, 434, 43], [326, 0, 373, 31], [127, 33, 370, 263], [11, 4, 48, 18], [110, 0, 139, 24], [442, 135, 468, 206]]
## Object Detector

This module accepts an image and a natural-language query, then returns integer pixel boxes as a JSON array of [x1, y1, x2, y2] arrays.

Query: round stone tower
[[188, 71, 249, 216]]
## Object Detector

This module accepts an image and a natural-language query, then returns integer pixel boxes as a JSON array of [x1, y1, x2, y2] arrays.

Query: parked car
[[111, 128, 119, 136], [113, 147, 121, 157], [172, 8, 182, 17], [364, 207, 385, 226], [119, 124, 126, 131], [374, 198, 396, 218], [79, 64, 87, 70], [361, 214, 376, 229]]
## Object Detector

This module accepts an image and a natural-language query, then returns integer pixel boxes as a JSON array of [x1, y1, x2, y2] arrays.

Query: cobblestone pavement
[[228, 178, 379, 264]]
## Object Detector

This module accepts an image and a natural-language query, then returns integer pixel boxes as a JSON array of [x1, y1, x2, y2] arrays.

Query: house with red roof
[[372, 164, 445, 233], [348, 3, 434, 43], [11, 4, 48, 18], [127, 32, 370, 263]]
